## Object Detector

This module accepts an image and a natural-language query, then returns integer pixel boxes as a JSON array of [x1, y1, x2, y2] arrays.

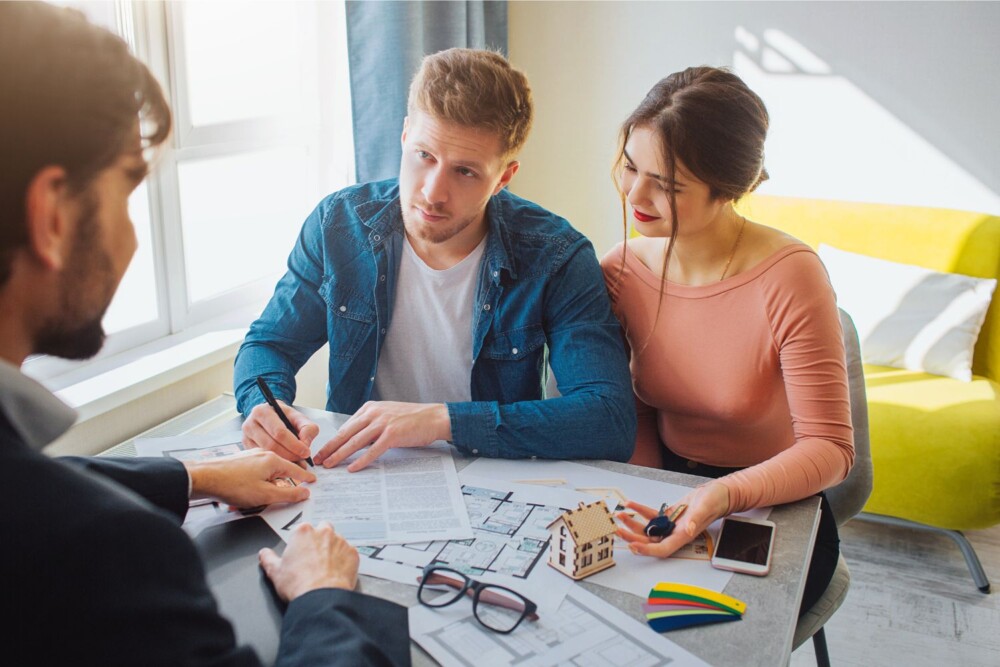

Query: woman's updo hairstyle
[[615, 66, 769, 203], [611, 67, 771, 340]]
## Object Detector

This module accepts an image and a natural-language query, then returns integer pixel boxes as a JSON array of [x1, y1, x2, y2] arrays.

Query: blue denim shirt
[[234, 179, 636, 461]]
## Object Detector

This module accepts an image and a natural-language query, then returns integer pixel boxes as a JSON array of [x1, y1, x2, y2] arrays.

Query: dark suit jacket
[[0, 411, 410, 666]]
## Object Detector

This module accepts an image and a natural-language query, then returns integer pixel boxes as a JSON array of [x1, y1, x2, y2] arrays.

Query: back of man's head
[[407, 48, 533, 162], [0, 1, 171, 286]]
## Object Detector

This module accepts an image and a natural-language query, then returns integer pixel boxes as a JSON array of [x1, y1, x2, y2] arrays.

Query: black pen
[[256, 376, 314, 467]]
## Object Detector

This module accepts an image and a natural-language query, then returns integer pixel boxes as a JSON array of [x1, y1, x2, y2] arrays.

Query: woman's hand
[[615, 481, 731, 558]]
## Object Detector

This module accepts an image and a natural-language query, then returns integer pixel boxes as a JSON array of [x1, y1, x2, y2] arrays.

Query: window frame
[[24, 0, 354, 391]]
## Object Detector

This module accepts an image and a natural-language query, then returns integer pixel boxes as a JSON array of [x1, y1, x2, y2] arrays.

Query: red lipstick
[[633, 209, 658, 223]]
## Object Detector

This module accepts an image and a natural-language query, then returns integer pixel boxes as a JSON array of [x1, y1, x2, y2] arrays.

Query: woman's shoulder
[[746, 229, 837, 317], [729, 223, 820, 279], [740, 223, 807, 267], [601, 237, 664, 274]]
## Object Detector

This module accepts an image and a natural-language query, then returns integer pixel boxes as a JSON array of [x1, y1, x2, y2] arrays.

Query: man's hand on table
[[184, 449, 315, 508], [258, 522, 359, 601], [242, 400, 319, 462], [313, 401, 452, 472], [615, 480, 730, 558]]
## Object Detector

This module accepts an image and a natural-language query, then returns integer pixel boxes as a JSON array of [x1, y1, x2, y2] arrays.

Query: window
[[598, 548, 609, 560], [582, 554, 592, 568], [558, 553, 565, 567], [25, 1, 354, 387]]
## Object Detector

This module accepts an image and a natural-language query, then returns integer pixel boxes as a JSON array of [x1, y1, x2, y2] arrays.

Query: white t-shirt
[[372, 235, 487, 404]]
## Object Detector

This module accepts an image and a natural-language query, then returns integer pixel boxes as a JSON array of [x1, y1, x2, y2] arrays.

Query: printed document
[[262, 444, 474, 546], [260, 407, 474, 546]]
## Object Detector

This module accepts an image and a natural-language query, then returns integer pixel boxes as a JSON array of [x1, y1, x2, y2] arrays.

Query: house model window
[[546, 500, 617, 580]]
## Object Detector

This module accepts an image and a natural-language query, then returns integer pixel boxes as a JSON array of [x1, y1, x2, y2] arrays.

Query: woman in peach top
[[602, 67, 854, 614]]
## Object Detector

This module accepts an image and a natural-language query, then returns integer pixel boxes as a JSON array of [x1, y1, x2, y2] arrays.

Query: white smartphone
[[711, 516, 776, 576]]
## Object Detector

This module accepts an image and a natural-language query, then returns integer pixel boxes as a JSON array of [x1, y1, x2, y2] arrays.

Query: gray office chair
[[792, 309, 874, 667]]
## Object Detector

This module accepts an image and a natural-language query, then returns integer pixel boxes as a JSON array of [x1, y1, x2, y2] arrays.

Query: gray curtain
[[346, 1, 508, 183]]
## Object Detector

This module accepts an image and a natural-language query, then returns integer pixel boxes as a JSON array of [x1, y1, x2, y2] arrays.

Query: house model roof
[[547, 501, 616, 544]]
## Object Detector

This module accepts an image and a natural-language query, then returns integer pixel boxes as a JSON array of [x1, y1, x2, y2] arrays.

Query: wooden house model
[[546, 500, 616, 580]]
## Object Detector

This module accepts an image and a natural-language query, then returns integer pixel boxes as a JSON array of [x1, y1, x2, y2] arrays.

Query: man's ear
[[493, 160, 520, 195], [400, 116, 410, 148], [23, 166, 73, 271]]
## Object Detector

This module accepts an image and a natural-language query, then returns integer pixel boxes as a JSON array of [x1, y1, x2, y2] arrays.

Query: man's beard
[[34, 194, 115, 360], [402, 201, 479, 245]]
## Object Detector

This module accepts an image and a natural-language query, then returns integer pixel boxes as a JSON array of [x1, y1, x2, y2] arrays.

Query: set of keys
[[644, 503, 688, 540]]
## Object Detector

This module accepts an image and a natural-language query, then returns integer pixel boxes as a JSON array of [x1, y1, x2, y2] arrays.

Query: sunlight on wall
[[734, 27, 1000, 214]]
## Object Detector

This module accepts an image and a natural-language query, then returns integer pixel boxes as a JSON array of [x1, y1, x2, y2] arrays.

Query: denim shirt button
[[339, 305, 347, 312], [492, 271, 498, 278], [380, 328, 387, 335], [369, 376, 375, 382], [472, 449, 479, 455], [512, 348, 518, 355], [379, 275, 386, 282], [372, 234, 381, 242], [483, 304, 490, 311]]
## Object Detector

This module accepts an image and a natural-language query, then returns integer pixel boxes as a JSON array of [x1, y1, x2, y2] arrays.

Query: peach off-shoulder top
[[601, 242, 854, 513]]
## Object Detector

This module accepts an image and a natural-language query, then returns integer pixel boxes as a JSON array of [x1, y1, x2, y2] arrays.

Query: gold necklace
[[719, 215, 747, 282]]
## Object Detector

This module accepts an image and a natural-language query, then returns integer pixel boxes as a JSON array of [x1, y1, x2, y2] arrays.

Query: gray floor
[[790, 519, 1000, 666]]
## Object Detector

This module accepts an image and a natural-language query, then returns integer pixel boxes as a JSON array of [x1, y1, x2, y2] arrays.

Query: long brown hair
[[612, 66, 770, 337], [0, 1, 171, 286]]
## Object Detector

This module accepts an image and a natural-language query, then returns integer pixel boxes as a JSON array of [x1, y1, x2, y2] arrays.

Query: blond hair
[[407, 48, 533, 160]]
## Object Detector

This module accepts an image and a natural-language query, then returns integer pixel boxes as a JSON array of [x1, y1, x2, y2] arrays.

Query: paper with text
[[260, 407, 474, 546]]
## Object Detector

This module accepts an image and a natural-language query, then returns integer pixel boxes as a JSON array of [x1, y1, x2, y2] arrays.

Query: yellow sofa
[[739, 195, 1000, 592]]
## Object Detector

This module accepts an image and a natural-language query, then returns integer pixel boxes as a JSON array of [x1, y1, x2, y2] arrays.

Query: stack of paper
[[644, 582, 746, 632]]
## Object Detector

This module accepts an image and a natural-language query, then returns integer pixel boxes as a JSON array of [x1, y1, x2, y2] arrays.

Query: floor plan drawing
[[410, 585, 710, 667], [359, 485, 566, 580]]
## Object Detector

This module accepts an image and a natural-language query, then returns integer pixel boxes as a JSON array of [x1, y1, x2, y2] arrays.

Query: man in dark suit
[[0, 3, 408, 665]]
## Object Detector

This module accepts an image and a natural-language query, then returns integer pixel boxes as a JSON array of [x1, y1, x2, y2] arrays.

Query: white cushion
[[818, 244, 996, 382]]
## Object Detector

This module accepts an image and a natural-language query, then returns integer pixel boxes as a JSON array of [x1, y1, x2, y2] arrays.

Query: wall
[[44, 2, 1000, 452], [508, 1, 1000, 255]]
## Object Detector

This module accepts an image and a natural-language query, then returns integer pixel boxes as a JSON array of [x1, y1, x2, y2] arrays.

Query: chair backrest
[[825, 308, 874, 526]]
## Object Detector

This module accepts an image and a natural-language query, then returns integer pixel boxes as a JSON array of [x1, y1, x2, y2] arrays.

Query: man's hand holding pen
[[243, 399, 318, 462], [245, 376, 319, 467]]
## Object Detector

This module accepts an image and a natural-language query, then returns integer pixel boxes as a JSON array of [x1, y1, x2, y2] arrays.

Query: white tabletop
[[109, 394, 820, 667]]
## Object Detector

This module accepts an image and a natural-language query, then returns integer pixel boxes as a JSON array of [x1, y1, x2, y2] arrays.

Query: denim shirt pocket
[[479, 324, 547, 401], [482, 324, 547, 361], [320, 279, 376, 360]]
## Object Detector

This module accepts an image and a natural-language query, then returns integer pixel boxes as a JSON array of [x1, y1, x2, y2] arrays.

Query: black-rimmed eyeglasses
[[416, 564, 539, 634]]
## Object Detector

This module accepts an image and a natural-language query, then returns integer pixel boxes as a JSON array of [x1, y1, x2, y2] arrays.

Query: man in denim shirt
[[236, 49, 635, 470]]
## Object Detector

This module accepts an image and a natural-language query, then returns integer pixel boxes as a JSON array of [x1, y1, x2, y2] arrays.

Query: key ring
[[644, 503, 688, 540]]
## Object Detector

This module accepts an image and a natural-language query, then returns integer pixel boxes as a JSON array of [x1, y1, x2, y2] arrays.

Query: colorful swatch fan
[[645, 582, 746, 632]]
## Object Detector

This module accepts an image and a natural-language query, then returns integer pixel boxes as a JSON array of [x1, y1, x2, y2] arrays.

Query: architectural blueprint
[[361, 483, 561, 578], [357, 475, 599, 613], [409, 584, 710, 667], [462, 458, 772, 599]]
